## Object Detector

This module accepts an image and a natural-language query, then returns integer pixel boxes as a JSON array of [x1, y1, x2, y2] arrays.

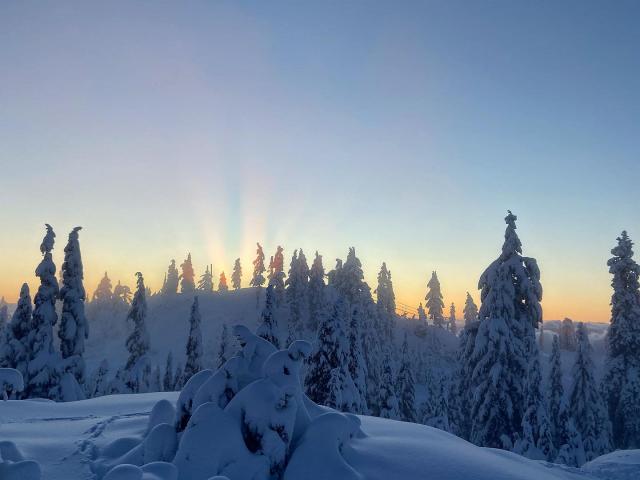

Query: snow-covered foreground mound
[[4, 392, 638, 479]]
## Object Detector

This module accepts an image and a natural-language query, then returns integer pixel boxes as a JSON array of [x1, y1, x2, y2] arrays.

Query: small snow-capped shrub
[[93, 325, 364, 480], [0, 368, 24, 400]]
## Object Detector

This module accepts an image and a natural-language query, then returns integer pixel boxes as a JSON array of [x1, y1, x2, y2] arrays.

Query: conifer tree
[[183, 296, 203, 382], [0, 299, 8, 333], [163, 260, 179, 295], [327, 258, 343, 288], [113, 281, 132, 305], [559, 318, 577, 351], [58, 226, 89, 385], [216, 323, 230, 369], [347, 306, 368, 414], [568, 323, 612, 460], [556, 418, 587, 467], [218, 272, 229, 292], [92, 272, 113, 305], [397, 333, 416, 422], [548, 336, 566, 448], [163, 351, 174, 391], [86, 359, 109, 398], [197, 265, 214, 292], [0, 284, 32, 394], [463, 292, 478, 328], [424, 376, 451, 432], [174, 362, 184, 390], [470, 211, 542, 449], [425, 271, 445, 328], [124, 272, 150, 392], [286, 249, 309, 343], [257, 283, 280, 348], [307, 251, 327, 334], [231, 258, 242, 290], [250, 243, 266, 288], [269, 246, 286, 304], [415, 303, 428, 337], [375, 262, 396, 342], [27, 224, 62, 399], [378, 351, 400, 420], [602, 231, 640, 448], [180, 253, 196, 293], [448, 302, 457, 335]]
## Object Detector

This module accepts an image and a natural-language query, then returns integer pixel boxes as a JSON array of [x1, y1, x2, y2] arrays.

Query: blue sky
[[1, 1, 639, 321]]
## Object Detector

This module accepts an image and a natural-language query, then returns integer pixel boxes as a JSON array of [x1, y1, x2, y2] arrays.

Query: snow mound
[[582, 450, 640, 480], [103, 462, 177, 480], [0, 440, 41, 480]]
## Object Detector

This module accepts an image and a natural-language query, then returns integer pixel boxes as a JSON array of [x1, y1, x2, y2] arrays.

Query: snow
[[0, 368, 24, 399], [2, 392, 628, 480]]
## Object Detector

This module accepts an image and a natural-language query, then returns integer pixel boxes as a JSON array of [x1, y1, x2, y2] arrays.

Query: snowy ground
[[3, 393, 638, 480]]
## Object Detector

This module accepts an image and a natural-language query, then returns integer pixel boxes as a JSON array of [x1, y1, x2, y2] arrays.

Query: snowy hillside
[[2, 392, 636, 480]]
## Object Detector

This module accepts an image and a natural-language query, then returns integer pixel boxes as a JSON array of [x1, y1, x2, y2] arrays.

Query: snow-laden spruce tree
[[183, 296, 203, 382], [250, 243, 266, 288], [556, 418, 587, 467], [174, 362, 184, 390], [415, 303, 428, 337], [375, 262, 396, 342], [396, 332, 416, 422], [92, 272, 113, 305], [257, 283, 280, 348], [306, 296, 353, 408], [123, 272, 151, 393], [218, 272, 229, 292], [378, 350, 400, 420], [231, 258, 242, 290], [424, 375, 451, 432], [0, 284, 32, 394], [547, 335, 566, 449], [448, 302, 457, 335], [27, 224, 62, 399], [180, 253, 196, 293], [347, 304, 368, 414], [515, 350, 555, 460], [113, 280, 132, 305], [307, 251, 327, 334], [163, 351, 174, 391], [58, 226, 89, 386], [86, 359, 109, 398], [568, 322, 612, 461], [269, 246, 286, 305], [469, 211, 542, 449], [425, 271, 445, 328], [559, 318, 577, 351], [602, 231, 640, 448], [463, 292, 478, 327], [286, 249, 309, 344], [197, 265, 214, 292], [163, 259, 179, 295], [216, 323, 231, 369], [0, 299, 7, 334]]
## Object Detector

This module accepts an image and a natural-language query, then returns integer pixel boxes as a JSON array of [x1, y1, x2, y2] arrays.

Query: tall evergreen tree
[[250, 243, 266, 287], [470, 211, 542, 449], [347, 305, 368, 414], [269, 246, 286, 305], [0, 298, 8, 334], [378, 351, 400, 420], [27, 224, 62, 399], [602, 231, 640, 448], [92, 272, 113, 305], [397, 333, 416, 422], [163, 259, 179, 295], [197, 265, 214, 292], [174, 362, 184, 390], [218, 272, 229, 292], [0, 284, 32, 394], [548, 336, 566, 448], [568, 323, 612, 460], [559, 318, 577, 351], [448, 302, 457, 335], [231, 258, 242, 290], [415, 303, 428, 337], [163, 351, 174, 391], [180, 253, 196, 293], [307, 251, 327, 334], [217, 323, 230, 369], [425, 271, 445, 328], [58, 226, 89, 385], [113, 280, 132, 305], [286, 249, 310, 343], [183, 296, 203, 381], [463, 292, 478, 328], [124, 272, 150, 393], [375, 262, 396, 342], [257, 283, 280, 348]]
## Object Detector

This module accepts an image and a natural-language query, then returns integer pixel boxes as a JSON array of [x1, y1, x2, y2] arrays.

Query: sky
[[1, 1, 639, 322]]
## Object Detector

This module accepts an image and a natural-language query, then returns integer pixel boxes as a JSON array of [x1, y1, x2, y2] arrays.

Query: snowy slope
[[2, 393, 634, 480]]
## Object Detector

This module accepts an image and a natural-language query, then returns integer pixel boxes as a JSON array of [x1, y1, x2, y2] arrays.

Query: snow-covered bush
[[93, 325, 363, 480], [0, 368, 24, 400]]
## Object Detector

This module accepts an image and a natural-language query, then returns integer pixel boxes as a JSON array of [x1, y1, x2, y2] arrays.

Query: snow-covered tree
[[231, 258, 242, 290], [257, 283, 280, 348], [463, 292, 478, 328], [424, 376, 451, 432], [180, 254, 196, 293], [415, 302, 428, 337], [197, 265, 214, 292], [375, 262, 396, 342], [378, 353, 400, 420], [0, 284, 32, 393], [286, 249, 309, 343], [218, 272, 229, 292], [568, 322, 612, 460], [183, 296, 203, 382], [250, 243, 266, 287], [163, 351, 174, 391], [216, 323, 230, 369], [86, 359, 109, 398], [448, 302, 457, 335], [58, 226, 89, 385], [269, 246, 286, 304], [470, 211, 542, 449], [559, 318, 577, 351], [396, 333, 416, 422], [123, 272, 151, 393], [0, 299, 7, 334], [556, 418, 587, 467], [548, 335, 566, 448], [425, 271, 445, 328], [307, 251, 327, 334], [174, 362, 184, 390], [27, 224, 62, 399], [327, 258, 343, 287], [347, 304, 368, 414], [113, 280, 132, 306], [92, 272, 113, 304], [163, 259, 179, 295], [602, 231, 640, 449]]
